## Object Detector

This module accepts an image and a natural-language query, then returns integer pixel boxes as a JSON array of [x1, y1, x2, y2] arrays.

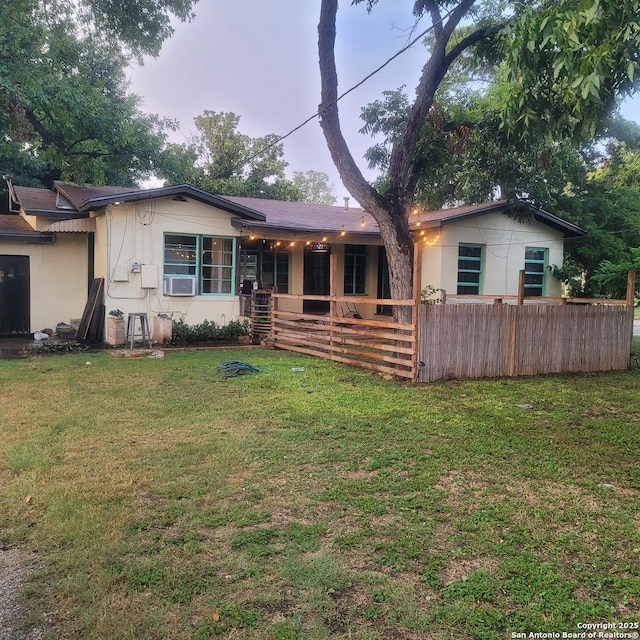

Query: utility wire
[[207, 8, 454, 180]]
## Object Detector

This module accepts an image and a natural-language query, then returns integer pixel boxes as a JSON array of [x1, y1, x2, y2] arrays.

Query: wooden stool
[[126, 313, 152, 349]]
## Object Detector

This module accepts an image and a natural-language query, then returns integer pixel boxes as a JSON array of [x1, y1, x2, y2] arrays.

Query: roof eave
[[22, 209, 89, 220], [231, 219, 381, 237], [80, 185, 267, 222], [428, 200, 586, 238], [532, 208, 586, 238]]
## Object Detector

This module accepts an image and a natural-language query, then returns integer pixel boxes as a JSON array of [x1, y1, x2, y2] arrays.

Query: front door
[[303, 245, 330, 313], [0, 255, 30, 335]]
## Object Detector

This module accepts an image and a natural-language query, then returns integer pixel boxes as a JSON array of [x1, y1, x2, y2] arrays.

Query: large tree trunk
[[317, 0, 483, 322], [318, 0, 415, 322]]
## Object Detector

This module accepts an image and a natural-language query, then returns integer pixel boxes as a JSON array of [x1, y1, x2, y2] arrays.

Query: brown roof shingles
[[0, 214, 42, 235], [13, 186, 58, 212], [53, 181, 138, 209], [222, 196, 380, 233]]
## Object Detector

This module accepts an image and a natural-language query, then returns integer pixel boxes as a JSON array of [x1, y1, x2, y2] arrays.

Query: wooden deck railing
[[271, 293, 418, 379]]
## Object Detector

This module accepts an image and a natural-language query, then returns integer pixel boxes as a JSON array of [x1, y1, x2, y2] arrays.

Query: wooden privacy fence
[[417, 303, 634, 383], [266, 252, 635, 383]]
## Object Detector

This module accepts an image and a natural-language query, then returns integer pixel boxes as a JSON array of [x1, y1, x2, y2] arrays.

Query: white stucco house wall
[[0, 179, 584, 339]]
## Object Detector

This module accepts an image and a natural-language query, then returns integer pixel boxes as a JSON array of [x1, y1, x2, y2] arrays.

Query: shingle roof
[[0, 214, 54, 243], [409, 200, 585, 237], [53, 181, 138, 210], [9, 181, 585, 238], [221, 196, 379, 234], [0, 214, 38, 233], [410, 201, 510, 225], [12, 186, 59, 213]]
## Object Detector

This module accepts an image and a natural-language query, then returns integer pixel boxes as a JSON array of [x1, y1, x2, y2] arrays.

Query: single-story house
[[0, 179, 585, 338]]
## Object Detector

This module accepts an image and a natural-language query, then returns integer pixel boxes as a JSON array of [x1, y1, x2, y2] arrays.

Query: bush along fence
[[266, 248, 635, 383]]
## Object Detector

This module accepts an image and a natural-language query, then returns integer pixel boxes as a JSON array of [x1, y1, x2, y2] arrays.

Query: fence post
[[625, 270, 636, 307], [626, 269, 636, 356], [412, 243, 422, 381], [330, 252, 338, 359], [271, 289, 278, 346]]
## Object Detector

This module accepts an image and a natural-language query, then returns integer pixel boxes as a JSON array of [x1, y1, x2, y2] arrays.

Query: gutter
[[0, 232, 55, 244]]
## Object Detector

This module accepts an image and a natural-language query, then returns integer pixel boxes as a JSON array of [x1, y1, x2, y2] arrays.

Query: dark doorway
[[0, 255, 30, 335], [303, 245, 330, 313]]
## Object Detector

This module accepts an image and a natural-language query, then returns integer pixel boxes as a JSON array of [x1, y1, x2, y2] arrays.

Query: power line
[[208, 8, 453, 179]]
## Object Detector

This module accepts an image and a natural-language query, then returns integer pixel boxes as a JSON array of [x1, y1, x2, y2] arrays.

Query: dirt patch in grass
[[438, 556, 500, 587], [0, 547, 48, 640]]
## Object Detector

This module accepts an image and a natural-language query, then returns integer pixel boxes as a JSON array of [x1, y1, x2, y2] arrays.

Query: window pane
[[344, 244, 367, 295], [164, 235, 197, 274], [459, 272, 480, 284], [275, 253, 290, 293], [525, 248, 546, 261], [201, 237, 234, 294], [459, 245, 482, 258], [458, 285, 479, 295], [457, 244, 482, 295], [458, 259, 481, 271], [524, 247, 547, 296]]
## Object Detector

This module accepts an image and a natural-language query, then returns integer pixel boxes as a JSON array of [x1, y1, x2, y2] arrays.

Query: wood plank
[[330, 345, 413, 367], [329, 353, 413, 378], [77, 278, 104, 342]]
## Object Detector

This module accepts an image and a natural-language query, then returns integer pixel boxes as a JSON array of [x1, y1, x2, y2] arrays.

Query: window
[[260, 251, 290, 292], [344, 244, 367, 295], [240, 245, 290, 293], [524, 247, 547, 297], [164, 234, 235, 295], [457, 244, 483, 295]]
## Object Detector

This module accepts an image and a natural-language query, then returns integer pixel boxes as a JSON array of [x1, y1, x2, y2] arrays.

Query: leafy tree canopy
[[0, 0, 197, 191], [320, 0, 640, 306], [157, 111, 336, 203]]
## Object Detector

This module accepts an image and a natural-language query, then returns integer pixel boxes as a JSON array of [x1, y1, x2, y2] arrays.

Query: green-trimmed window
[[457, 244, 483, 295], [344, 244, 367, 295], [164, 234, 235, 295], [524, 247, 547, 297]]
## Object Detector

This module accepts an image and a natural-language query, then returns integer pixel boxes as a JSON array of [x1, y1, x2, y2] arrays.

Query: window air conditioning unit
[[164, 275, 197, 296]]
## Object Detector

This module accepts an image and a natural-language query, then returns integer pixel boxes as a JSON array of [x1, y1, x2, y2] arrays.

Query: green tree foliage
[[592, 247, 640, 299], [359, 85, 590, 209], [552, 180, 640, 296], [319, 0, 640, 306], [292, 170, 336, 205], [157, 111, 335, 202], [0, 0, 196, 190], [502, 0, 640, 140]]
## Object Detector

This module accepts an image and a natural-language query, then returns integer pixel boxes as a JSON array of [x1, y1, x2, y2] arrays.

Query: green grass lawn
[[1, 347, 639, 639]]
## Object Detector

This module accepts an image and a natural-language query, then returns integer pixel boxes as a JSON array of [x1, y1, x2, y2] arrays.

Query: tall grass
[[1, 348, 639, 639]]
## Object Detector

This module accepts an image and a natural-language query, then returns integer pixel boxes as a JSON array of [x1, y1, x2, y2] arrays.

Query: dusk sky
[[127, 1, 640, 200]]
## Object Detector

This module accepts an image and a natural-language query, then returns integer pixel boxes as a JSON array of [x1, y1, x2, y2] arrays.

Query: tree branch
[[443, 23, 505, 68], [317, 0, 389, 214], [421, 1, 442, 39], [386, 0, 481, 206]]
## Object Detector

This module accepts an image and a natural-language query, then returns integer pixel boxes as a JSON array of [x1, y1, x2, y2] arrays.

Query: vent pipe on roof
[[343, 196, 350, 211]]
